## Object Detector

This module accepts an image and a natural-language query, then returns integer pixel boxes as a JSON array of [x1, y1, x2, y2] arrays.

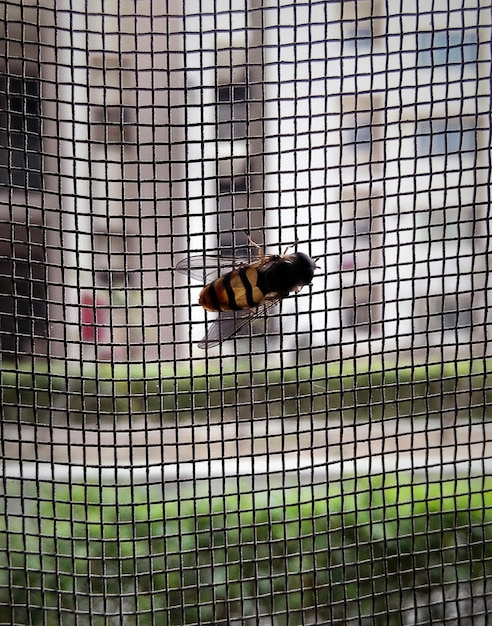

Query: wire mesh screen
[[1, 0, 492, 624]]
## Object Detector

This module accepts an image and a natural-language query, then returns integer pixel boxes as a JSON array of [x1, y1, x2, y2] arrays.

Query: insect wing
[[198, 300, 280, 349], [176, 255, 251, 283]]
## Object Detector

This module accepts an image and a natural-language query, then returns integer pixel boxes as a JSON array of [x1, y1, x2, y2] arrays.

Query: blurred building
[[0, 0, 490, 362], [0, 0, 187, 362]]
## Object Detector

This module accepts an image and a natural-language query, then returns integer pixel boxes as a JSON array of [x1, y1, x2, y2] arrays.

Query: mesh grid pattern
[[1, 1, 492, 624]]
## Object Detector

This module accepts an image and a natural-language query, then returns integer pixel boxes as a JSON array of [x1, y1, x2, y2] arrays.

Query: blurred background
[[0, 0, 489, 365], [1, 2, 492, 623]]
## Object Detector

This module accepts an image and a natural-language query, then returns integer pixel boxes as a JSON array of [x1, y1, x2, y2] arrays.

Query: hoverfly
[[176, 240, 317, 348]]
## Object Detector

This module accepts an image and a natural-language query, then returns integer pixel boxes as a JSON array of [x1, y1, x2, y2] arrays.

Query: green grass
[[1, 358, 491, 422], [1, 475, 492, 625]]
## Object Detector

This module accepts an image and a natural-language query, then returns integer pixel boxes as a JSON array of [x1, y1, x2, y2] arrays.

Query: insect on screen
[[1, 1, 492, 624]]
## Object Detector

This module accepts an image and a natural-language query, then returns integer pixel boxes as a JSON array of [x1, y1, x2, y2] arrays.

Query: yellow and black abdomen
[[199, 264, 267, 312]]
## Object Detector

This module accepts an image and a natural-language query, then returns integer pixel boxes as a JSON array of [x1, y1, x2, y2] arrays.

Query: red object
[[81, 293, 107, 342], [341, 254, 355, 271]]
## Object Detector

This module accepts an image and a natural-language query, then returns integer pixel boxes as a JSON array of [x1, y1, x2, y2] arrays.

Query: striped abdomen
[[199, 263, 267, 312]]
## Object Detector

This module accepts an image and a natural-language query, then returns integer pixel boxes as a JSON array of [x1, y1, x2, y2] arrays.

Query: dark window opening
[[418, 30, 478, 67], [0, 260, 47, 358], [0, 74, 43, 189], [90, 104, 135, 145], [417, 119, 477, 158], [0, 224, 47, 359], [217, 83, 248, 140]]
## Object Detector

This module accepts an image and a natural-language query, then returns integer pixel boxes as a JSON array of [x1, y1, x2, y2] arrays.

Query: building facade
[[0, 0, 490, 363]]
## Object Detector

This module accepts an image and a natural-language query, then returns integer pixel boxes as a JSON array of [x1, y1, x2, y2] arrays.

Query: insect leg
[[281, 240, 299, 256], [245, 233, 265, 263]]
